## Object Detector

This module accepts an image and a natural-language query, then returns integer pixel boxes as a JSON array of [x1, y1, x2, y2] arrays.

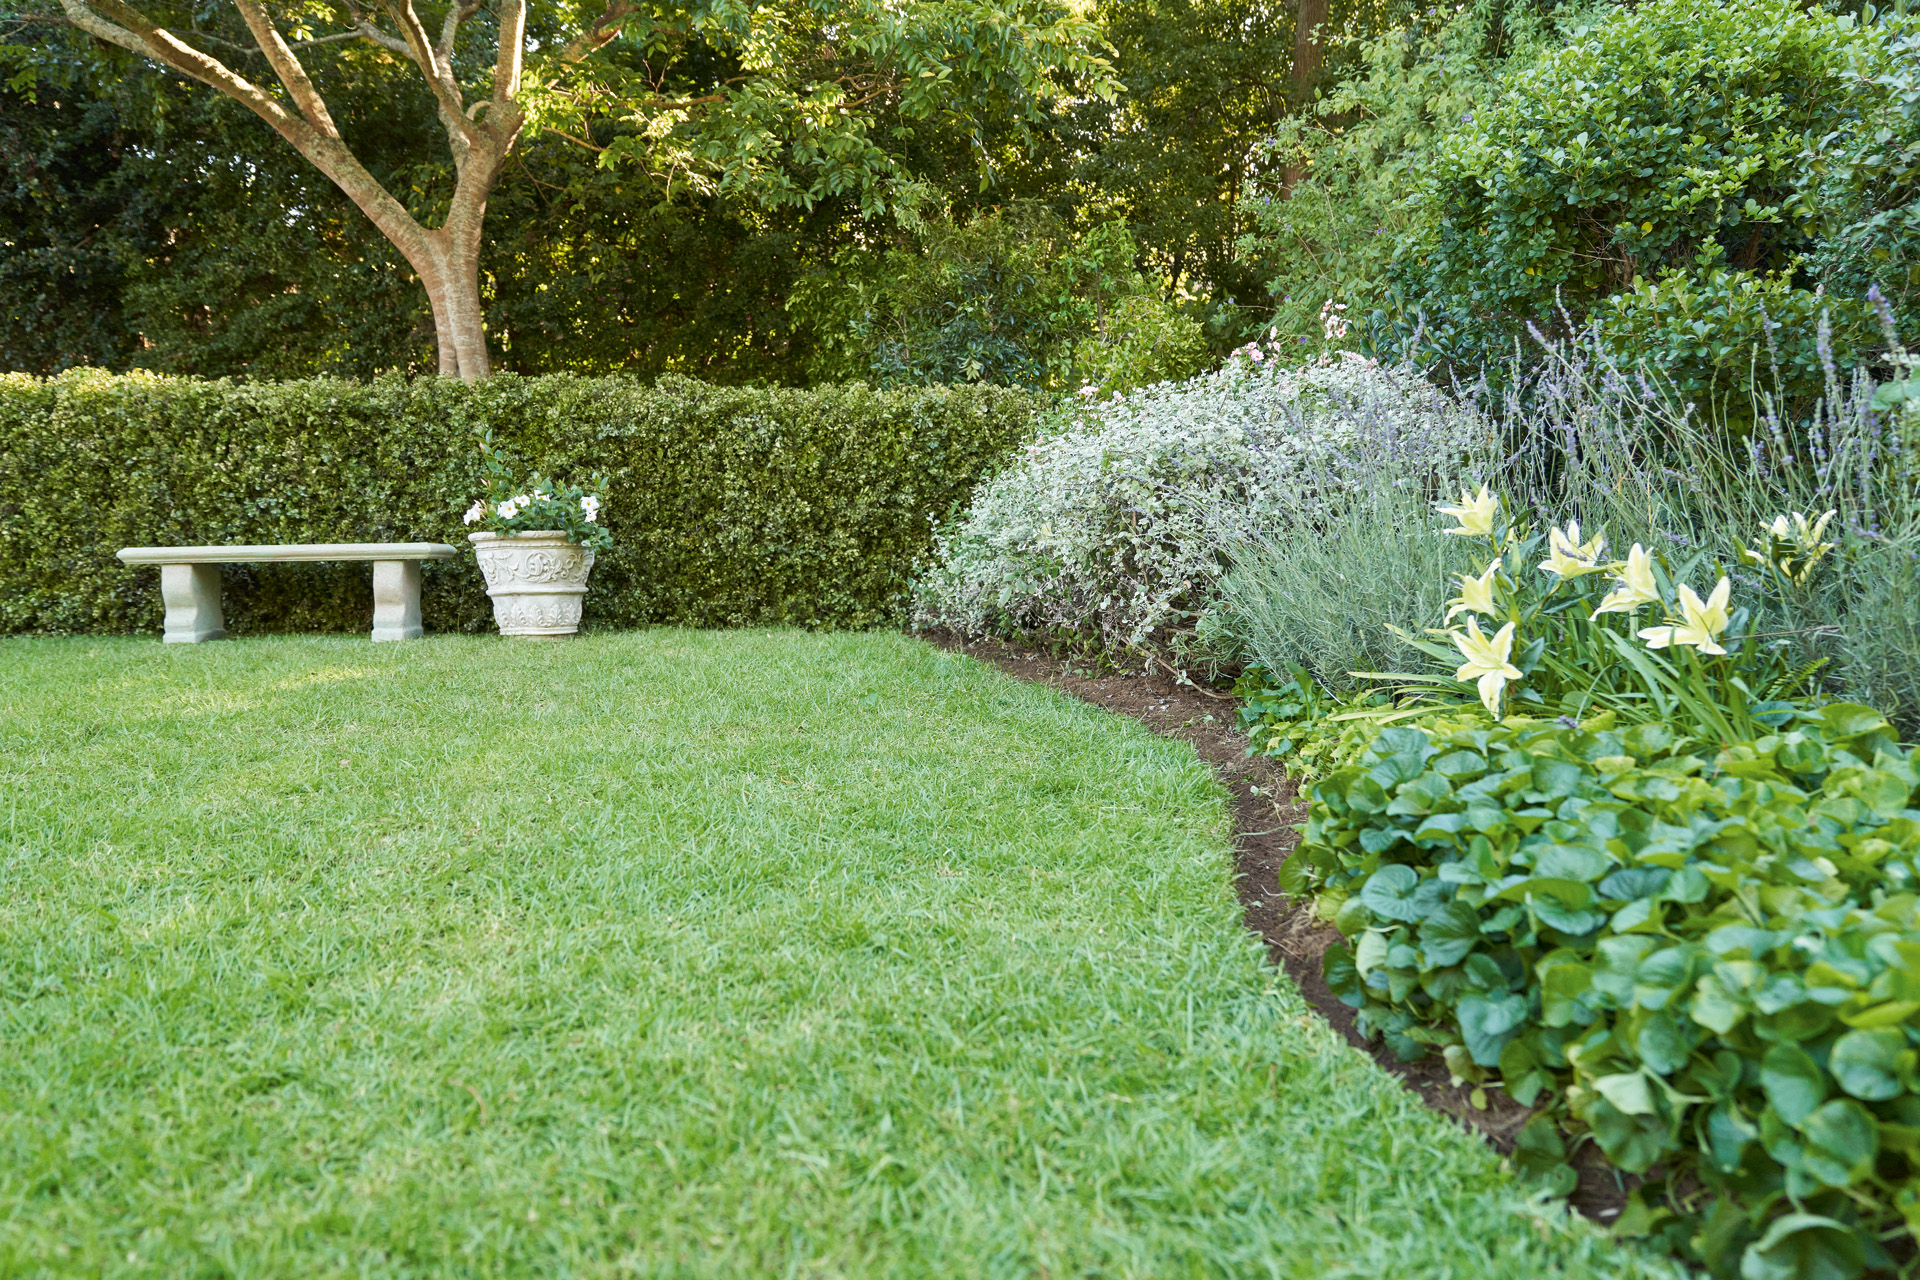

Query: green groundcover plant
[[1291, 706, 1920, 1279], [1238, 456, 1920, 1276]]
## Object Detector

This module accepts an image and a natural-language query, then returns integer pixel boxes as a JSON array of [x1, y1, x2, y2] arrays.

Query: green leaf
[[1828, 1028, 1910, 1101], [1276, 851, 1313, 896], [1532, 756, 1586, 799], [1535, 843, 1612, 882], [1692, 971, 1748, 1035], [1707, 1101, 1758, 1173], [1513, 1113, 1575, 1192], [1457, 990, 1529, 1066], [1418, 900, 1483, 968], [1819, 703, 1889, 740], [1761, 1044, 1827, 1126], [1323, 943, 1363, 1007], [1594, 1071, 1659, 1116], [1799, 1099, 1878, 1187], [1598, 867, 1669, 901], [1354, 929, 1390, 978], [1493, 877, 1595, 909], [1359, 864, 1428, 923], [1635, 1012, 1691, 1075], [1539, 952, 1596, 1027], [1586, 1096, 1670, 1172], [1344, 775, 1389, 813], [1739, 1214, 1865, 1280]]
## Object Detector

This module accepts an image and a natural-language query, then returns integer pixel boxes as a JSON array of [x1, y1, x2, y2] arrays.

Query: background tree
[[38, 0, 1114, 378]]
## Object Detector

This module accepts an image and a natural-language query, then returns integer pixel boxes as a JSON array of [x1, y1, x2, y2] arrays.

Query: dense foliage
[[2, 0, 1409, 382], [0, 370, 1039, 634], [1248, 0, 1920, 404], [1295, 706, 1920, 1279], [791, 207, 1206, 395], [912, 349, 1474, 653], [1400, 0, 1872, 393]]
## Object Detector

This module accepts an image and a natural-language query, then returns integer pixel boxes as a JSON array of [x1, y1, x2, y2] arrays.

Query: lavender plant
[[1493, 310, 1920, 737]]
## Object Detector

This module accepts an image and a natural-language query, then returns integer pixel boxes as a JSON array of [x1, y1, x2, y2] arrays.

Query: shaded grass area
[[0, 632, 1664, 1278]]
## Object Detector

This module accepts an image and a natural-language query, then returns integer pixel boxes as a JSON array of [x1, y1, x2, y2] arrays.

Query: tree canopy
[[17, 0, 1115, 377]]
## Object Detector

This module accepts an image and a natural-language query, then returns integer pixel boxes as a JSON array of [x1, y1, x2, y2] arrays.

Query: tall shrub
[[1398, 0, 1874, 402], [913, 352, 1477, 656]]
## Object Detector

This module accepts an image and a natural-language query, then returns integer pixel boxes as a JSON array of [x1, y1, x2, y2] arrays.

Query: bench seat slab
[[122, 543, 456, 643], [118, 542, 457, 565]]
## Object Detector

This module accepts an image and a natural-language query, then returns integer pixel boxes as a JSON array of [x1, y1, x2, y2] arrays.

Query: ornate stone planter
[[469, 531, 595, 638]]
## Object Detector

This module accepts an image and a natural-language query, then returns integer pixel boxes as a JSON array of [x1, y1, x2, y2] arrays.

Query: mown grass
[[0, 631, 1666, 1278]]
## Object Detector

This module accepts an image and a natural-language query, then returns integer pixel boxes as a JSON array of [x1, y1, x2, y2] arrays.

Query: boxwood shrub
[[1291, 706, 1920, 1278], [0, 369, 1040, 636]]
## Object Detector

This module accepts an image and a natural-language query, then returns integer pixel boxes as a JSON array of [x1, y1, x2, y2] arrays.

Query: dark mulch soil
[[925, 631, 1634, 1222]]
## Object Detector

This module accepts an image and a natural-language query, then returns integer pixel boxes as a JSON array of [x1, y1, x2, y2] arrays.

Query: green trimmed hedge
[[0, 370, 1041, 635]]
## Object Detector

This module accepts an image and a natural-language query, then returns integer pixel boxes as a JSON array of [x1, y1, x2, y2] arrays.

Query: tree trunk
[[409, 230, 490, 380], [1281, 0, 1332, 197], [415, 246, 489, 380], [58, 0, 531, 380]]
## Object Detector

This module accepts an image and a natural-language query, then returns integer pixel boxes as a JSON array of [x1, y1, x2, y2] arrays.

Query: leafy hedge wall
[[0, 370, 1041, 636]]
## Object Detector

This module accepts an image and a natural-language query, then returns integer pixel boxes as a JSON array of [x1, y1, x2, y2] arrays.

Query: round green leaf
[[1828, 1028, 1910, 1101], [1799, 1099, 1879, 1188], [1359, 864, 1426, 923], [1739, 1214, 1865, 1280], [1761, 1043, 1827, 1126]]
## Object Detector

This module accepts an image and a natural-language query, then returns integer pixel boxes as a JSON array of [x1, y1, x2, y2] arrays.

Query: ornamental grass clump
[[913, 353, 1478, 655]]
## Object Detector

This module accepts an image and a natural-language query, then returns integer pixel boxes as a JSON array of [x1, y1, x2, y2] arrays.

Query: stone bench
[[116, 543, 460, 643]]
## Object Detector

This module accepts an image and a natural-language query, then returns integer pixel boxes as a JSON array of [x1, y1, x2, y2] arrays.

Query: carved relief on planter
[[469, 531, 595, 638]]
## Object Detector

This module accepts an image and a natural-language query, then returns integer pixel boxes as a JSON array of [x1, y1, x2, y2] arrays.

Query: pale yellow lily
[[1450, 617, 1523, 717], [1538, 520, 1607, 578], [1638, 577, 1733, 656], [1445, 559, 1502, 621], [1437, 484, 1499, 538], [1744, 509, 1838, 587], [1592, 543, 1661, 616]]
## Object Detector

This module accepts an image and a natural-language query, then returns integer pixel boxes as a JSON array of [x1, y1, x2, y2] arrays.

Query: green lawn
[[0, 632, 1665, 1279]]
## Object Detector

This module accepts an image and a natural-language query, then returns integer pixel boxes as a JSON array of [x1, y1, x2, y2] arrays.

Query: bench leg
[[370, 560, 423, 642], [160, 563, 227, 643]]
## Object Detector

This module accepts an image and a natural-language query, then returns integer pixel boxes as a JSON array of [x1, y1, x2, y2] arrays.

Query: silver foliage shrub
[[913, 353, 1481, 654]]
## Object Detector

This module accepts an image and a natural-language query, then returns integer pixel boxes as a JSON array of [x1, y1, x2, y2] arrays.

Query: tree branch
[[561, 0, 635, 63], [338, 0, 412, 55], [494, 0, 525, 103], [547, 127, 606, 153], [353, 20, 412, 56], [231, 0, 339, 137], [290, 29, 367, 48], [67, 0, 301, 133], [372, 0, 478, 145], [436, 0, 480, 62]]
